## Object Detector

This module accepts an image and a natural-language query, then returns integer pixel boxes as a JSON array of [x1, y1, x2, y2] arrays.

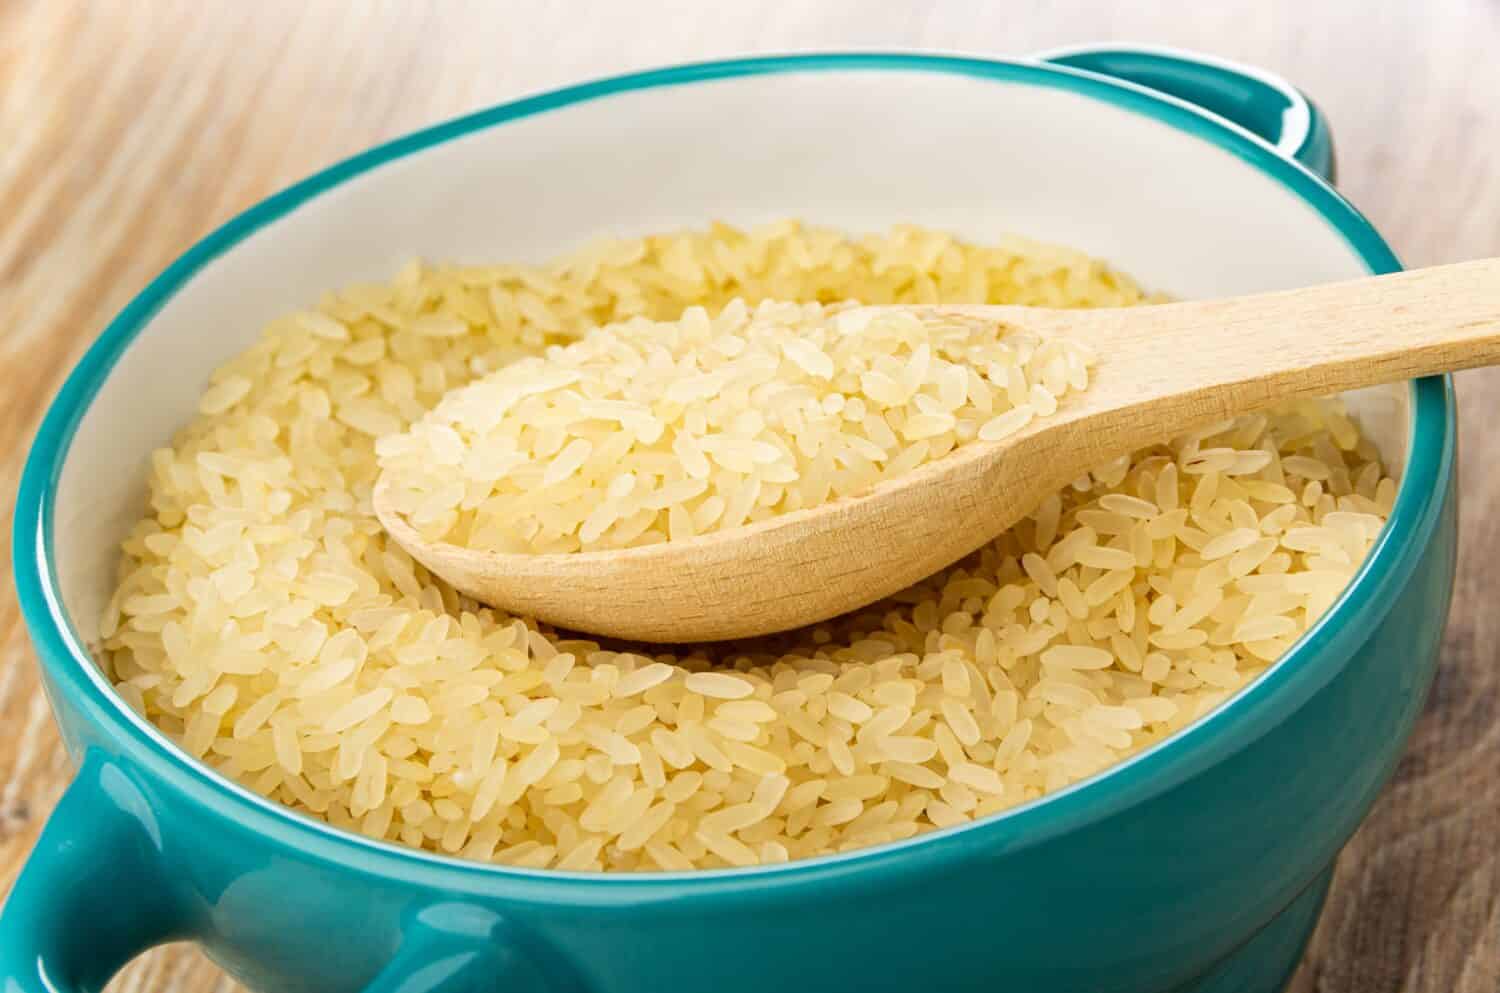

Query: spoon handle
[[1076, 256, 1500, 426]]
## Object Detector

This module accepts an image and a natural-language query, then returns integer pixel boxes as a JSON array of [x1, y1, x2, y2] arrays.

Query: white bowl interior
[[50, 66, 1410, 648]]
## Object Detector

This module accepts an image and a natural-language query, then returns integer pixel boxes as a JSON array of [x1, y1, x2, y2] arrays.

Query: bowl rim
[[12, 50, 1453, 896]]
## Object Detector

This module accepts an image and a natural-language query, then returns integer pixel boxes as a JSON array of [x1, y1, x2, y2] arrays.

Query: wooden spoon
[[375, 258, 1499, 643]]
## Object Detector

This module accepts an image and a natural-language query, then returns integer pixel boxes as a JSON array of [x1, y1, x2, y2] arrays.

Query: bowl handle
[[1034, 43, 1336, 182], [0, 750, 193, 991]]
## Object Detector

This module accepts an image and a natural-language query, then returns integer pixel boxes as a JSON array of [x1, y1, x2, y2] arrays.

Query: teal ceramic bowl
[[2, 46, 1456, 993]]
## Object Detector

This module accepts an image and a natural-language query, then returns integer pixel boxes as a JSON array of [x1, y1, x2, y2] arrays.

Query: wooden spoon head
[[369, 303, 1123, 642]]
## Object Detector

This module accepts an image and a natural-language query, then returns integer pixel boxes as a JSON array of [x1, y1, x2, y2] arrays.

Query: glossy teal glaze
[[1, 47, 1457, 993]]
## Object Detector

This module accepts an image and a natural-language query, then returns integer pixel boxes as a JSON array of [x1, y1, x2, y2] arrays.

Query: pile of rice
[[376, 299, 1094, 553], [103, 221, 1396, 871]]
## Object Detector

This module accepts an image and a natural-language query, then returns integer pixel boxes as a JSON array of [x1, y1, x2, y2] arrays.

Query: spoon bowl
[[376, 258, 1500, 641]]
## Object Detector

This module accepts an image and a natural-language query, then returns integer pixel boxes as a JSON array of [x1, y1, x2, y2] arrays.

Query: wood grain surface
[[1, 2, 1497, 990]]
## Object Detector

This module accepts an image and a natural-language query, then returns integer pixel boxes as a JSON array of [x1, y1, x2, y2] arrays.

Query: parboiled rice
[[102, 220, 1396, 871], [376, 299, 1094, 553]]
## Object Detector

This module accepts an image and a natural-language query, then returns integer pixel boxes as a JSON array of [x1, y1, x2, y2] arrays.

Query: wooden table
[[2, 3, 1497, 990]]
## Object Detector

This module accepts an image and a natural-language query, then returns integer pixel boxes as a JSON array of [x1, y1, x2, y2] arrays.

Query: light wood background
[[2, 2, 1497, 990]]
